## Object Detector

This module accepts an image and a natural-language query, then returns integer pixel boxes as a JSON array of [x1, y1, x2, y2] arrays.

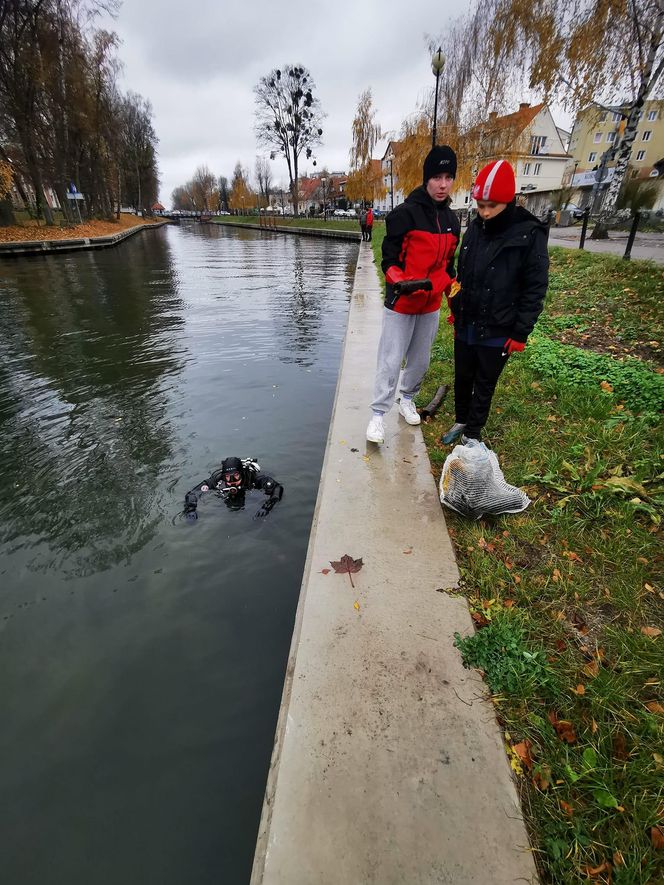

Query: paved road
[[547, 227, 664, 263]]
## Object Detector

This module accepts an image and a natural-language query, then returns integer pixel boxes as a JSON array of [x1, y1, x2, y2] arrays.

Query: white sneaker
[[398, 398, 421, 425], [366, 414, 385, 443]]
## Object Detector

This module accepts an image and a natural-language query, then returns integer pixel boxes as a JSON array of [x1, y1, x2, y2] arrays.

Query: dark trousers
[[454, 338, 509, 439], [366, 224, 373, 241]]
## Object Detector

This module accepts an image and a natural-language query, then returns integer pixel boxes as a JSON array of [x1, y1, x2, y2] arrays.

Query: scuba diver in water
[[182, 457, 283, 521]]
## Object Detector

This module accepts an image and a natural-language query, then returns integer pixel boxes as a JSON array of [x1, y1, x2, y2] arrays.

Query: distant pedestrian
[[359, 208, 368, 240], [441, 159, 549, 446], [366, 145, 460, 444], [365, 206, 374, 241]]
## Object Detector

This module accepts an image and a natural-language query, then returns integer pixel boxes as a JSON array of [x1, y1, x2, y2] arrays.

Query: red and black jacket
[[381, 186, 460, 314]]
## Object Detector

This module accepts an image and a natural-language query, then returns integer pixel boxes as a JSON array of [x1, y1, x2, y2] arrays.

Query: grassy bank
[[372, 229, 663, 884], [211, 215, 377, 233]]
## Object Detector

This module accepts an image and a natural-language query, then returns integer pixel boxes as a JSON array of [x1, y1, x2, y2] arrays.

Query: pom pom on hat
[[472, 160, 516, 203]]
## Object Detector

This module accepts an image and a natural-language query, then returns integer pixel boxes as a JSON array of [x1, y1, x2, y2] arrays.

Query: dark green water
[[0, 223, 357, 884]]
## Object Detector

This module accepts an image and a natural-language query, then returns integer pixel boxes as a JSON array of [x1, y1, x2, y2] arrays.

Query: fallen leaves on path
[[330, 554, 363, 589], [0, 215, 162, 243]]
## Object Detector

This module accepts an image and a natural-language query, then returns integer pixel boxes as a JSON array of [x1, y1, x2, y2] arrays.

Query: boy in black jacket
[[442, 159, 549, 445]]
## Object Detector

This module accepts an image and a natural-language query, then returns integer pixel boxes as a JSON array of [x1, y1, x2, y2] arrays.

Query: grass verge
[[372, 228, 664, 884]]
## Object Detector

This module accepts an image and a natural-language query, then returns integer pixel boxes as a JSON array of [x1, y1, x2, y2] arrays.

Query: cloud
[[101, 0, 476, 203]]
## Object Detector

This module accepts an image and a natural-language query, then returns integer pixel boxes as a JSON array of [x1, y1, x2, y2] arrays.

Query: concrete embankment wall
[[0, 221, 170, 258], [213, 219, 361, 242], [251, 243, 537, 884]]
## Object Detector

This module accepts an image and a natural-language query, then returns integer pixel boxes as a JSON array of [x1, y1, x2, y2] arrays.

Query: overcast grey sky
[[100, 0, 476, 205]]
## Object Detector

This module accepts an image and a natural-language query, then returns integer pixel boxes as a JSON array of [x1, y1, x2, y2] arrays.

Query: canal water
[[0, 224, 358, 884]]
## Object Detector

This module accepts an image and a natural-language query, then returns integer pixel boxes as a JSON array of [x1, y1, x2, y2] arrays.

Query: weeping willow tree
[[345, 88, 386, 206]]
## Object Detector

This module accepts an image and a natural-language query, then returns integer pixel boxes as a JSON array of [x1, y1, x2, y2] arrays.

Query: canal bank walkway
[[252, 243, 537, 884]]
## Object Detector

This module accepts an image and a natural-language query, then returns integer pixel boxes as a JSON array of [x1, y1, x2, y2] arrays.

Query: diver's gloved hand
[[254, 498, 277, 519], [184, 492, 198, 521]]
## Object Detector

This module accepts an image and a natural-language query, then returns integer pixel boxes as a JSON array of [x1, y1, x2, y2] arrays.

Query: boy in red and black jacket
[[366, 145, 460, 445]]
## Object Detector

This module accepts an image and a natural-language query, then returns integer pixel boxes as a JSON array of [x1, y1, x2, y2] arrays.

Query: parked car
[[564, 202, 586, 220]]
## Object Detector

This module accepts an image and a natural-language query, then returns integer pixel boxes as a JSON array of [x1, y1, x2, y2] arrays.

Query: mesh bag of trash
[[439, 439, 530, 519]]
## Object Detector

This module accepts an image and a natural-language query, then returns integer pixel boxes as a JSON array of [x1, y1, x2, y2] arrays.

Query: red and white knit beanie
[[472, 160, 516, 203]]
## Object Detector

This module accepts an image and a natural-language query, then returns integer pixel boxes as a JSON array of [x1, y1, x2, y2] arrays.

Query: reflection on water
[[0, 224, 357, 884]]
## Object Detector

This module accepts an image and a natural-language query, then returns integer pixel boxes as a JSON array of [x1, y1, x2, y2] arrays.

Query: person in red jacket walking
[[365, 206, 374, 241], [367, 145, 460, 444]]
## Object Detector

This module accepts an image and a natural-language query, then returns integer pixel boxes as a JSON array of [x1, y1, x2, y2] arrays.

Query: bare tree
[[254, 64, 324, 216], [255, 155, 272, 207], [190, 164, 216, 211]]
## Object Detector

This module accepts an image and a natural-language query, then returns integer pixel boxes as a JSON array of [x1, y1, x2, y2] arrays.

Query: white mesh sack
[[439, 439, 530, 519]]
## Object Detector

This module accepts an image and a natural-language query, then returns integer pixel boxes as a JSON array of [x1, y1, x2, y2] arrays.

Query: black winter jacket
[[452, 203, 549, 341], [381, 186, 460, 314]]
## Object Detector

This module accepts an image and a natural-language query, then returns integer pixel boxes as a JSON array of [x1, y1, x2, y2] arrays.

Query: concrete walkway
[[251, 243, 537, 884]]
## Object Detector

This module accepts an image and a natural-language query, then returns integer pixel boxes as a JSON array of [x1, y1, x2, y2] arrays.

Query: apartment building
[[566, 99, 664, 209]]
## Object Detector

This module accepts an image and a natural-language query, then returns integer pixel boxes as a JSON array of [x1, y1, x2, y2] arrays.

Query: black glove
[[254, 497, 278, 519], [393, 278, 433, 296]]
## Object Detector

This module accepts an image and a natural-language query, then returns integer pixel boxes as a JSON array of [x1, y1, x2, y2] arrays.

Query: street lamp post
[[431, 47, 445, 148]]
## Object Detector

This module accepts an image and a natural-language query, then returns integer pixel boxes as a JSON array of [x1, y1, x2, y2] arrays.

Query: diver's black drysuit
[[183, 457, 283, 520]]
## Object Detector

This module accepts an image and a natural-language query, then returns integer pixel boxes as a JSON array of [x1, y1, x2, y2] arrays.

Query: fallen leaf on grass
[[650, 826, 664, 850], [583, 660, 600, 678], [512, 740, 534, 771], [532, 763, 551, 791], [572, 684, 586, 695], [613, 850, 625, 867], [330, 554, 364, 589], [548, 711, 577, 744], [600, 380, 613, 393], [471, 611, 489, 628], [560, 800, 574, 816], [641, 626, 662, 638], [612, 733, 629, 760], [645, 701, 664, 715], [582, 860, 612, 877]]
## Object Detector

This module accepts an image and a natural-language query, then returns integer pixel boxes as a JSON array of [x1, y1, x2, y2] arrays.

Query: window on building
[[593, 132, 602, 143], [606, 131, 616, 143], [534, 162, 542, 175], [599, 112, 607, 122], [612, 111, 622, 122], [523, 162, 531, 175], [642, 130, 652, 141], [530, 135, 547, 154], [647, 110, 657, 121], [588, 152, 597, 162], [636, 150, 646, 161]]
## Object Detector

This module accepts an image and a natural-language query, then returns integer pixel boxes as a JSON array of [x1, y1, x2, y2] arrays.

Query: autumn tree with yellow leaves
[[228, 162, 255, 214]]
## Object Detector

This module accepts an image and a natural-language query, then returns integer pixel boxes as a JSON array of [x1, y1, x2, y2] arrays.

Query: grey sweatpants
[[371, 307, 440, 414]]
